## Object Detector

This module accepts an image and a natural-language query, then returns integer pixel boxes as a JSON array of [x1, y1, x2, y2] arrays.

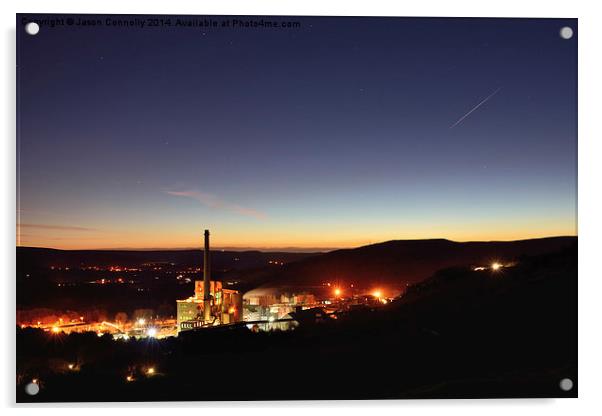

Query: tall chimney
[[203, 229, 212, 322]]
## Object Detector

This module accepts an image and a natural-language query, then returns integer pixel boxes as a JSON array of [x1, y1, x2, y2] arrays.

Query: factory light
[[372, 290, 382, 299], [137, 318, 146, 326], [51, 326, 60, 333], [334, 288, 341, 297], [146, 327, 157, 337]]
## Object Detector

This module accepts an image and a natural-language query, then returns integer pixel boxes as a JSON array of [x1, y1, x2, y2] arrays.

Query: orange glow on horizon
[[16, 219, 576, 251]]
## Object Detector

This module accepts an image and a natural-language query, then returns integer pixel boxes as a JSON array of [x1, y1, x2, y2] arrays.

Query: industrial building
[[176, 230, 243, 333], [243, 287, 317, 322]]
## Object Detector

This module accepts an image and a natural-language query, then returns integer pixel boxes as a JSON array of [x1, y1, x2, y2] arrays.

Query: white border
[[3, 1, 601, 414]]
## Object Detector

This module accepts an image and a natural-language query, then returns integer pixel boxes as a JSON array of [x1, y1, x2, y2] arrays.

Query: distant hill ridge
[[253, 236, 577, 288], [16, 246, 318, 272], [17, 237, 576, 289]]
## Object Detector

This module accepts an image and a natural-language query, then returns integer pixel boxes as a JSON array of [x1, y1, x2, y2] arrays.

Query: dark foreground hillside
[[17, 243, 577, 402]]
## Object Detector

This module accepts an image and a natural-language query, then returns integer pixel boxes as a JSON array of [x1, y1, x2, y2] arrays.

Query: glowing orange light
[[228, 307, 236, 314], [51, 326, 60, 333], [146, 367, 155, 375], [372, 290, 382, 299], [68, 363, 74, 370], [126, 375, 134, 382], [491, 262, 502, 271], [334, 288, 341, 297]]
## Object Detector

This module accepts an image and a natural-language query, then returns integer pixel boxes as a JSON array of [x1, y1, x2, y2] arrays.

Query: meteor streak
[[449, 87, 502, 129]]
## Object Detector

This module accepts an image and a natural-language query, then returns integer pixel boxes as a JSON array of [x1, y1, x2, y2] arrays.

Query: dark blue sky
[[17, 15, 577, 249]]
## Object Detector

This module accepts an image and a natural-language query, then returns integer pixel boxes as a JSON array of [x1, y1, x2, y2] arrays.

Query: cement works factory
[[176, 230, 244, 332], [175, 229, 393, 335], [176, 229, 314, 334]]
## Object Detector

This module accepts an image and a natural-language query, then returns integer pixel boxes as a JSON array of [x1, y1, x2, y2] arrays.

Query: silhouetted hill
[[255, 236, 577, 288], [16, 247, 318, 274]]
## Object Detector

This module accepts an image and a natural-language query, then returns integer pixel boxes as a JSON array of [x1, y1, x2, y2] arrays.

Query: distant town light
[[146, 367, 155, 375], [491, 262, 502, 271], [126, 375, 134, 382], [68, 363, 74, 370], [137, 318, 146, 326]]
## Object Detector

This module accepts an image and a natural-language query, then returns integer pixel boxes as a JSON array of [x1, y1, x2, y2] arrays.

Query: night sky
[[17, 15, 577, 249]]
